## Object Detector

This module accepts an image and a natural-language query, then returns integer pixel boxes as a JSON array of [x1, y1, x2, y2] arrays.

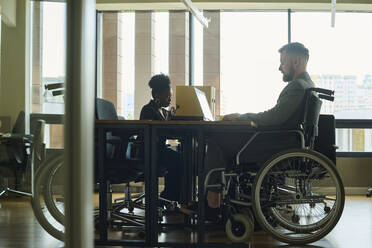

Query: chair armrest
[[106, 135, 121, 145], [126, 140, 144, 160], [0, 133, 33, 140], [0, 133, 33, 144]]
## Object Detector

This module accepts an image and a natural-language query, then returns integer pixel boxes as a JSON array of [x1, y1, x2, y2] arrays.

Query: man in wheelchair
[[205, 42, 314, 215], [193, 42, 345, 245]]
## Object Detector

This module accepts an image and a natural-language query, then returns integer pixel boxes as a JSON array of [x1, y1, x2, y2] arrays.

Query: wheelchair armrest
[[254, 125, 301, 132], [235, 128, 305, 165]]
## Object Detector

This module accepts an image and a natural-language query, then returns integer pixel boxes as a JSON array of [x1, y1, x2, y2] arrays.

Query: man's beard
[[282, 65, 295, 82]]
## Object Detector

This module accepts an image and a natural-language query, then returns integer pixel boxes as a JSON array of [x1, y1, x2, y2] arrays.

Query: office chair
[[95, 98, 176, 229], [95, 98, 148, 228], [0, 112, 45, 197]]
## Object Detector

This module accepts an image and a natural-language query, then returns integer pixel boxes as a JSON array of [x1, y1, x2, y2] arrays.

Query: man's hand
[[222, 113, 241, 121]]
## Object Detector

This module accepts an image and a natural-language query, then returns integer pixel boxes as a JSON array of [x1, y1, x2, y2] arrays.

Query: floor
[[0, 195, 371, 248]]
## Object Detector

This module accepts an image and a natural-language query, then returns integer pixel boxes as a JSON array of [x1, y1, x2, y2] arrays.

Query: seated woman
[[140, 73, 183, 202]]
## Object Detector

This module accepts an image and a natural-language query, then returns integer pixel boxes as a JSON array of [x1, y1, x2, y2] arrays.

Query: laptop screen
[[194, 88, 214, 121]]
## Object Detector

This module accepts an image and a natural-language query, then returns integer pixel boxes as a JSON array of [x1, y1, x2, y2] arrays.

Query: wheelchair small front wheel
[[225, 213, 254, 243]]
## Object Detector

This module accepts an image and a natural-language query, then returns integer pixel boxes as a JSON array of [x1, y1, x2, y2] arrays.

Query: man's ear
[[292, 56, 299, 67]]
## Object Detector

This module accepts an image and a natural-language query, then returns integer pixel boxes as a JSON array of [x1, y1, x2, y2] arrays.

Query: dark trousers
[[205, 132, 301, 187], [158, 146, 184, 202]]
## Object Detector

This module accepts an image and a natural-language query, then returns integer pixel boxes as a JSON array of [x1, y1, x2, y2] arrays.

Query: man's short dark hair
[[148, 73, 171, 95], [279, 42, 309, 61]]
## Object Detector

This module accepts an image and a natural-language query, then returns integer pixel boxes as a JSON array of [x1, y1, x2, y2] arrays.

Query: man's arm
[[235, 83, 307, 126]]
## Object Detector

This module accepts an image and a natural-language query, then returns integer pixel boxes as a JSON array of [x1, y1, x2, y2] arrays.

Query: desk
[[95, 120, 254, 247]]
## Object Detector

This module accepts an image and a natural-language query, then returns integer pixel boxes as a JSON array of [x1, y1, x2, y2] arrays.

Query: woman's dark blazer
[[140, 100, 171, 121]]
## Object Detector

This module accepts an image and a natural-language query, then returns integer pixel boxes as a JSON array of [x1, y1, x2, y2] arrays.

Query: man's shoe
[[179, 201, 220, 222]]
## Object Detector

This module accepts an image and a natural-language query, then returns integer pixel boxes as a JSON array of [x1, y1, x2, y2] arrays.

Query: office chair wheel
[[366, 188, 372, 197], [128, 205, 134, 213], [163, 201, 177, 212], [225, 213, 254, 243], [32, 155, 65, 241], [252, 148, 345, 245]]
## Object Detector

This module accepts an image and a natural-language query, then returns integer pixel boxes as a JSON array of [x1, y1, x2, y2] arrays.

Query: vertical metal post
[[189, 12, 194, 86], [144, 125, 152, 246], [64, 0, 96, 247], [197, 128, 205, 244], [150, 126, 158, 246], [288, 9, 291, 43]]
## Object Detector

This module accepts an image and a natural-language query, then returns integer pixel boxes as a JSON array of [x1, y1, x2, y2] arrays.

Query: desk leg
[[197, 130, 205, 244], [183, 134, 192, 205], [146, 126, 159, 246], [183, 134, 193, 225], [98, 128, 108, 241]]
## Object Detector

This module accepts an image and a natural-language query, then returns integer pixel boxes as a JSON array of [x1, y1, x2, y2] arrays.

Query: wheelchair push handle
[[318, 94, 334, 102], [309, 87, 334, 96]]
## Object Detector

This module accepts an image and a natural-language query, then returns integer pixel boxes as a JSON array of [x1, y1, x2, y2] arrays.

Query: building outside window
[[292, 12, 372, 152]]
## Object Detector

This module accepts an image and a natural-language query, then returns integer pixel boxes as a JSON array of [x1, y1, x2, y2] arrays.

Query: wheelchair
[[204, 88, 345, 245]]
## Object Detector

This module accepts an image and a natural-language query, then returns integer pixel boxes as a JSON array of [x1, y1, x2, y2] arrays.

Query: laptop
[[194, 88, 215, 121]]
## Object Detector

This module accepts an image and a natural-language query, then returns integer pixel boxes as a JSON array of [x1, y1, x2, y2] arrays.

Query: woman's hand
[[170, 106, 177, 116], [222, 113, 241, 121]]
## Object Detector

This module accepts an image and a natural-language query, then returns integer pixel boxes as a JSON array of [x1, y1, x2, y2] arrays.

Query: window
[[292, 12, 372, 118], [119, 12, 135, 119], [31, 1, 66, 114], [153, 12, 169, 75], [192, 13, 204, 85], [292, 12, 372, 152], [220, 12, 287, 115], [30, 1, 66, 148], [97, 11, 171, 119]]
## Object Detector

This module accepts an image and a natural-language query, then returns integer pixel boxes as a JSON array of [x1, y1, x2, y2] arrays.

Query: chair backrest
[[301, 87, 335, 148], [314, 115, 336, 164], [33, 119, 46, 162], [95, 98, 119, 120], [95, 98, 124, 159], [12, 111, 25, 133], [302, 90, 322, 148]]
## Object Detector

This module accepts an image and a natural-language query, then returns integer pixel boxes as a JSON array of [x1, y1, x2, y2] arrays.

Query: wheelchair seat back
[[302, 90, 322, 148]]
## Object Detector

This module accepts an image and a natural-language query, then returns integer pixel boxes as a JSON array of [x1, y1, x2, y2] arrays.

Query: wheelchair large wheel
[[44, 154, 65, 225], [252, 148, 344, 245], [31, 155, 65, 241]]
